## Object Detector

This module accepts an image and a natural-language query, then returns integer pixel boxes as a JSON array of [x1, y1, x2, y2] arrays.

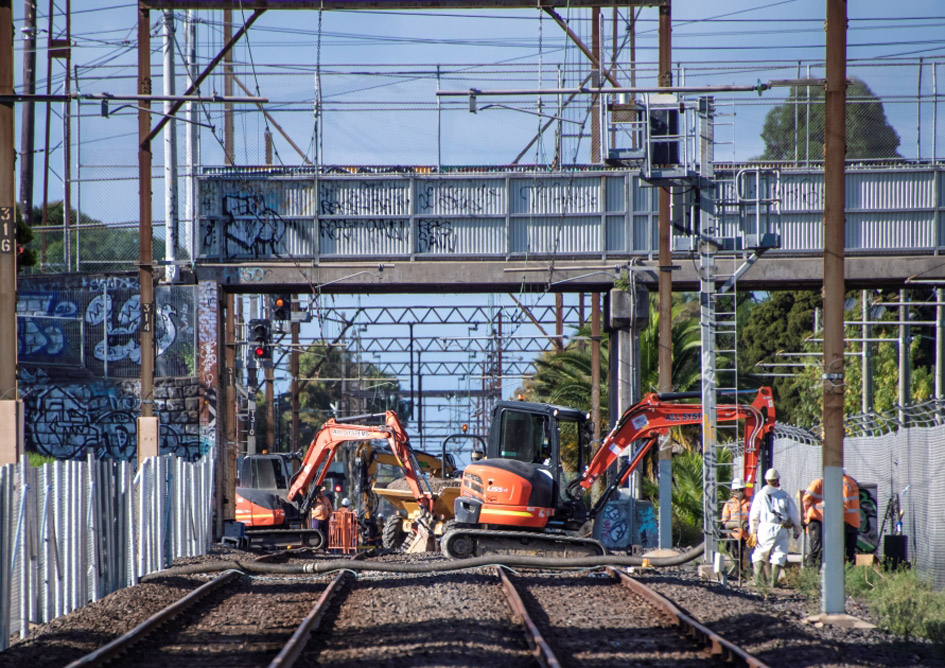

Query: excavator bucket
[[402, 509, 436, 553]]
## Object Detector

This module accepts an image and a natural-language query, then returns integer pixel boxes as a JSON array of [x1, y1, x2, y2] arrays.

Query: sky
[[10, 1, 945, 450]]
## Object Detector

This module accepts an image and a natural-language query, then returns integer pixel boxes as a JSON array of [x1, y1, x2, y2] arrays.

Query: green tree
[[15, 205, 37, 271], [760, 78, 901, 161], [738, 290, 821, 424], [784, 294, 934, 428], [26, 202, 166, 273], [739, 289, 935, 428]]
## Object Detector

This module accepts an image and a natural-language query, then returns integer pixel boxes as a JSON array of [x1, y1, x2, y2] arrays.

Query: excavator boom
[[578, 386, 775, 494], [288, 411, 435, 516]]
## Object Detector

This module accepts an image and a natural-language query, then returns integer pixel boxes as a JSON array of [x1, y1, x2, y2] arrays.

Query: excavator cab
[[471, 401, 592, 531]]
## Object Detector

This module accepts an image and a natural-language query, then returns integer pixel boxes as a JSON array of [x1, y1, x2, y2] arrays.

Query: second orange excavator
[[443, 387, 775, 559]]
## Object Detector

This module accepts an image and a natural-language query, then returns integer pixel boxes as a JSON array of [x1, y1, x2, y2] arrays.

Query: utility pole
[[223, 10, 234, 165], [163, 10, 178, 283], [0, 0, 24, 466], [224, 292, 236, 519], [821, 0, 847, 616], [61, 0, 70, 271], [591, 293, 601, 448], [656, 1, 674, 550], [590, 6, 600, 163], [19, 0, 36, 230], [291, 297, 300, 452], [184, 10, 198, 257], [137, 4, 158, 465]]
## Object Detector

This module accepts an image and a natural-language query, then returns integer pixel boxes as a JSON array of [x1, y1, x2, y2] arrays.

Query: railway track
[[66, 555, 767, 668], [65, 552, 338, 668], [505, 567, 769, 667]]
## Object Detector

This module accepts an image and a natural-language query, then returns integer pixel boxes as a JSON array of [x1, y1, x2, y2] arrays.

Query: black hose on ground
[[142, 542, 705, 580]]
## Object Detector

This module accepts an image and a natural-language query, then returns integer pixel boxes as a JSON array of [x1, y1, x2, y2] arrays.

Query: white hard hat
[[731, 480, 746, 490], [764, 468, 780, 482], [341, 497, 350, 507]]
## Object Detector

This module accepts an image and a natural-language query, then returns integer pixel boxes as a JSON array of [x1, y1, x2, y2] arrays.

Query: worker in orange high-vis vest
[[843, 473, 861, 564], [803, 473, 861, 566], [722, 479, 753, 569], [310, 486, 334, 542], [801, 477, 825, 566]]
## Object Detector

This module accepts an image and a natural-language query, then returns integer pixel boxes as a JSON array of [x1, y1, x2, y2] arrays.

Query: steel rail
[[267, 570, 351, 667], [607, 567, 771, 668], [65, 568, 243, 667], [494, 567, 561, 668]]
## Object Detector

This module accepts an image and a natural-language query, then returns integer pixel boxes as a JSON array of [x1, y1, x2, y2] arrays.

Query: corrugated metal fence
[[0, 453, 214, 650], [775, 422, 945, 589]]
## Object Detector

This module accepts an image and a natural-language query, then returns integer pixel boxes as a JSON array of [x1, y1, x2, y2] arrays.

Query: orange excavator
[[235, 411, 438, 550], [443, 387, 775, 559]]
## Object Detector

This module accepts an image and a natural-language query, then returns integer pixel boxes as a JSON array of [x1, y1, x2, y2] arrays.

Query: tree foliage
[[25, 202, 166, 273], [15, 205, 36, 271], [759, 78, 901, 161], [738, 290, 821, 423], [739, 289, 936, 428]]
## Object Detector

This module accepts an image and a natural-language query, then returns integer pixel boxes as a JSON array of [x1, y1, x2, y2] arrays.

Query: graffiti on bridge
[[319, 217, 409, 246], [319, 181, 409, 216], [416, 183, 502, 214], [417, 219, 456, 253], [201, 194, 289, 259]]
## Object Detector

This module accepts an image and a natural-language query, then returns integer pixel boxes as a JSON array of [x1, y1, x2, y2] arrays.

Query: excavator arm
[[288, 411, 436, 517], [575, 387, 775, 496]]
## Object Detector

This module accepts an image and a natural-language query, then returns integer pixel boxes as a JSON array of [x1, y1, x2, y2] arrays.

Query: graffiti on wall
[[21, 371, 204, 461], [197, 281, 218, 450], [17, 276, 206, 460], [857, 483, 880, 552], [18, 281, 195, 378]]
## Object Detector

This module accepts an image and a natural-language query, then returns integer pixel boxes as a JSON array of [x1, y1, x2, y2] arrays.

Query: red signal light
[[334, 484, 342, 493], [254, 346, 266, 357], [274, 297, 286, 308]]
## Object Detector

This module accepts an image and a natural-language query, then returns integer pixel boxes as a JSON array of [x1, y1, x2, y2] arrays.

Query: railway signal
[[248, 318, 272, 367], [271, 294, 292, 321]]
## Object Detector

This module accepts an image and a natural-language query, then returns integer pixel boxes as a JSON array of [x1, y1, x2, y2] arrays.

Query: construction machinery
[[235, 411, 438, 550], [351, 440, 460, 550], [442, 387, 775, 559], [370, 430, 487, 550]]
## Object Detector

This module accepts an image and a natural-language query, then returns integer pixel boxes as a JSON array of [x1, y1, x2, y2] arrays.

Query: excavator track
[[441, 527, 605, 560]]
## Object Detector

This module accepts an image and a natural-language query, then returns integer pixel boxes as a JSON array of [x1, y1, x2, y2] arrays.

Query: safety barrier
[[0, 452, 214, 650], [328, 509, 359, 555]]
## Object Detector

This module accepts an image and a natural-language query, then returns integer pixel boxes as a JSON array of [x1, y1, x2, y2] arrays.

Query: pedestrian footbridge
[[193, 163, 945, 293]]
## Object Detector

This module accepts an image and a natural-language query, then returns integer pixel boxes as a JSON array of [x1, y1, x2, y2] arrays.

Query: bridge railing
[[0, 452, 214, 650]]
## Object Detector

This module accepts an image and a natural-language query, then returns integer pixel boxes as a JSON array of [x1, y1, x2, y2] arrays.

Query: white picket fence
[[0, 452, 215, 650]]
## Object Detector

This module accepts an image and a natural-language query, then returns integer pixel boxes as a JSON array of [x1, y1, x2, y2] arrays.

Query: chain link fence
[[773, 401, 945, 589]]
